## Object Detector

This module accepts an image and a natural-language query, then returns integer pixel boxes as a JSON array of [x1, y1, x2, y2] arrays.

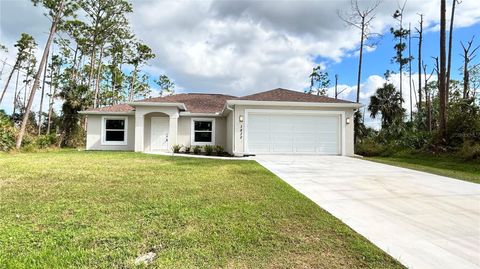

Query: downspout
[[225, 104, 235, 155]]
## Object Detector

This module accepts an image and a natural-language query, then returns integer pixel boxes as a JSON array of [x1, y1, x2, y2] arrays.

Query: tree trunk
[[446, 0, 457, 104], [463, 51, 469, 99], [16, 0, 64, 149], [37, 49, 50, 136], [334, 74, 338, 99], [356, 17, 365, 103], [0, 59, 19, 105], [12, 70, 20, 116], [129, 66, 137, 102], [46, 80, 57, 134], [408, 23, 413, 122], [93, 45, 105, 108], [417, 15, 423, 116], [438, 0, 447, 142]]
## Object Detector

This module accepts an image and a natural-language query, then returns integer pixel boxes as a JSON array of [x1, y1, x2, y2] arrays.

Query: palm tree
[[368, 83, 405, 129]]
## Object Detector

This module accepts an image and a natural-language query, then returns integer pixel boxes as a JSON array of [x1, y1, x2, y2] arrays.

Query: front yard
[[367, 154, 480, 184], [0, 150, 402, 268]]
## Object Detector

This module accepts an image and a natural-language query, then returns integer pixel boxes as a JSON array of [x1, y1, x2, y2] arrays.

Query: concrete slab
[[254, 155, 480, 269]]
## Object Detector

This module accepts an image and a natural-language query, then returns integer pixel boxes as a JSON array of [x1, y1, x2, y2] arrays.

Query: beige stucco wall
[[225, 112, 233, 154], [86, 114, 135, 151], [232, 105, 356, 156]]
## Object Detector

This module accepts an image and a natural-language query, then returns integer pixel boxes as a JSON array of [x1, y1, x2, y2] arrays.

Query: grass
[[0, 150, 403, 268], [366, 154, 480, 184]]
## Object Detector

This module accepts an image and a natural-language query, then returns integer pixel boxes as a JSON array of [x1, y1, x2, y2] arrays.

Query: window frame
[[190, 118, 215, 146], [101, 116, 128, 146]]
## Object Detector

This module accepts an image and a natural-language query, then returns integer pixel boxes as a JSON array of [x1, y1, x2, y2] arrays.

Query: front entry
[[151, 117, 169, 151]]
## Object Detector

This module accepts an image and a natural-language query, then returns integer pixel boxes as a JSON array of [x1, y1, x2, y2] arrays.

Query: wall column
[[167, 115, 178, 152], [135, 113, 144, 152]]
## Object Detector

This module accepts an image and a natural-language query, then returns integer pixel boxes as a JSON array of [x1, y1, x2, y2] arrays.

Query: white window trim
[[101, 116, 128, 146], [191, 118, 216, 146]]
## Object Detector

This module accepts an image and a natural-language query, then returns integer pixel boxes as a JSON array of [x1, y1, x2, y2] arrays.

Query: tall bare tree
[[460, 37, 480, 99], [16, 0, 70, 149], [408, 23, 413, 122], [415, 14, 424, 115], [438, 0, 447, 142], [338, 0, 381, 103], [446, 0, 460, 103], [0, 34, 37, 106]]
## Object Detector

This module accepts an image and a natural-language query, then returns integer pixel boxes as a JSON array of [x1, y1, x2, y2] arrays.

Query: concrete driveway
[[255, 155, 480, 269]]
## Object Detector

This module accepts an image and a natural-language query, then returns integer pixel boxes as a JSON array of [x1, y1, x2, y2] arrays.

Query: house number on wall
[[240, 124, 243, 139]]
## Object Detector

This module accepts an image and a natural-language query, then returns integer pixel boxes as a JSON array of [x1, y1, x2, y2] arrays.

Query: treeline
[[0, 0, 174, 151], [306, 0, 479, 159]]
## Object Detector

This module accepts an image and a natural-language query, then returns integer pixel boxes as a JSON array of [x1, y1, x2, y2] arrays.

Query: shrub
[[203, 145, 214, 155], [184, 146, 191, 153], [193, 145, 202, 155], [214, 145, 224, 156], [457, 141, 480, 161], [34, 134, 57, 149], [355, 139, 385, 157], [172, 144, 182, 153], [0, 113, 16, 151]]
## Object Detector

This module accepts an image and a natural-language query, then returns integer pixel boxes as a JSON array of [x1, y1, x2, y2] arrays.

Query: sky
[[1, 0, 480, 128]]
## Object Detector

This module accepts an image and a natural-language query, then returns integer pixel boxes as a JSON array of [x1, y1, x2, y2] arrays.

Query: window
[[191, 118, 215, 145], [102, 116, 128, 145]]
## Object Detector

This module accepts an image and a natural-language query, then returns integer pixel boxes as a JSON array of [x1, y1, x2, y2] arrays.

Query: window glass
[[106, 131, 125, 141], [194, 132, 212, 142], [194, 121, 212, 131], [106, 119, 125, 130], [104, 118, 126, 143], [193, 120, 213, 143]]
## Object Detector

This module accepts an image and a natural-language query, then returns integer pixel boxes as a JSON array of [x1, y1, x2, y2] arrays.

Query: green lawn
[[366, 155, 480, 184], [0, 150, 403, 268]]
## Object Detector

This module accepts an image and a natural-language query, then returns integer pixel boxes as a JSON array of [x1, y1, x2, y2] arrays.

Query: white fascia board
[[226, 100, 363, 109], [179, 112, 223, 117], [127, 102, 187, 110], [78, 111, 135, 115]]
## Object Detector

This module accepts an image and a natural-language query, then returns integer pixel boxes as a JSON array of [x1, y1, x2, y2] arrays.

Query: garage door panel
[[272, 144, 293, 152], [247, 112, 341, 155]]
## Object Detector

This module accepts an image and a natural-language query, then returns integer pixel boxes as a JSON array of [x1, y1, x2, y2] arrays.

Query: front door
[[151, 117, 169, 151]]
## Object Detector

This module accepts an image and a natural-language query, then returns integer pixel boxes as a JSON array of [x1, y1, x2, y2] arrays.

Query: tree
[[155, 74, 175, 96], [460, 37, 480, 99], [446, 0, 460, 103], [47, 54, 63, 134], [415, 14, 424, 116], [368, 83, 405, 129], [438, 0, 447, 142], [308, 66, 330, 96], [0, 33, 37, 106], [338, 0, 380, 103], [16, 0, 74, 149], [390, 1, 412, 103], [127, 42, 155, 102]]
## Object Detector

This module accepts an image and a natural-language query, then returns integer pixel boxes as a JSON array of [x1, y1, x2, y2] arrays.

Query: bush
[[172, 144, 182, 153], [34, 134, 57, 149], [0, 113, 16, 151], [193, 145, 202, 155], [457, 141, 480, 161], [204, 145, 214, 155], [355, 139, 385, 157], [184, 146, 191, 153], [214, 145, 224, 156]]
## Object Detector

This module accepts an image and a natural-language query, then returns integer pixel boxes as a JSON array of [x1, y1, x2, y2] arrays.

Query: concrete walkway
[[255, 155, 480, 269]]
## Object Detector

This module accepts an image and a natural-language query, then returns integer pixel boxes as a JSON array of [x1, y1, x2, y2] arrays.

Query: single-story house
[[80, 88, 362, 156]]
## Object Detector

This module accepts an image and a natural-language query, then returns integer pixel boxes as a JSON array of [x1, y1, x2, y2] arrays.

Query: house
[[79, 88, 362, 156]]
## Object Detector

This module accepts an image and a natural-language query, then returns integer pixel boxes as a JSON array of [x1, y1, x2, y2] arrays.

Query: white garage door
[[246, 113, 341, 155]]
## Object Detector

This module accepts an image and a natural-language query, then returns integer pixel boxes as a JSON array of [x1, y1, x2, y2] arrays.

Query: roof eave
[[226, 100, 364, 109], [78, 111, 135, 115], [127, 102, 187, 110]]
